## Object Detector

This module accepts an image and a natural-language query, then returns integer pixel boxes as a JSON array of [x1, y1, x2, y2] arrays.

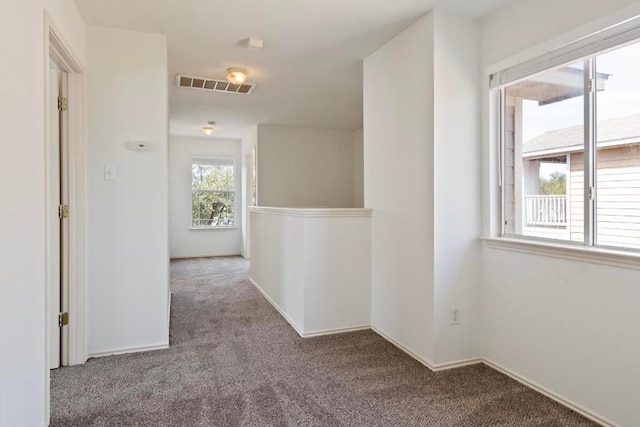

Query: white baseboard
[[482, 358, 616, 427], [170, 253, 242, 260], [167, 291, 172, 341], [88, 343, 169, 359], [372, 326, 437, 370], [371, 326, 482, 372], [249, 278, 305, 337], [303, 325, 370, 338], [432, 357, 484, 371], [372, 327, 612, 425], [249, 278, 370, 339]]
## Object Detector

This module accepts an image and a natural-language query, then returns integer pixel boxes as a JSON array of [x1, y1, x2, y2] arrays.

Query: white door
[[48, 63, 70, 369], [60, 69, 70, 368], [48, 64, 61, 369]]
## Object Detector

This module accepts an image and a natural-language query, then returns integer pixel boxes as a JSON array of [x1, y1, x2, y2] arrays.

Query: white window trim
[[488, 13, 640, 264], [190, 156, 237, 229], [483, 236, 640, 271]]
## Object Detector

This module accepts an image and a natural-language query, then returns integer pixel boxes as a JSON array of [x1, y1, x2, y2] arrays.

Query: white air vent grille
[[176, 74, 256, 94]]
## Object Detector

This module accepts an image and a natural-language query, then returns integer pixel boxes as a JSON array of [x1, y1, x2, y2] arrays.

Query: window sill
[[481, 236, 640, 271], [189, 226, 238, 231]]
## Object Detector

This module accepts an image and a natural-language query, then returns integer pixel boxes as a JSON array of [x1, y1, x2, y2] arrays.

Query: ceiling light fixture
[[226, 68, 247, 85], [202, 121, 216, 136]]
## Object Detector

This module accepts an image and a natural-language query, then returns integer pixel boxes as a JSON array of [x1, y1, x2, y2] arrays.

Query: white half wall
[[169, 136, 242, 258], [302, 214, 371, 334], [250, 210, 305, 330], [257, 124, 356, 208], [481, 1, 640, 425], [86, 26, 169, 355], [364, 12, 436, 364], [250, 208, 371, 335]]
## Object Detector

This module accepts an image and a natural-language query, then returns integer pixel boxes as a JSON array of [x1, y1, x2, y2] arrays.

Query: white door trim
[[44, 12, 86, 424]]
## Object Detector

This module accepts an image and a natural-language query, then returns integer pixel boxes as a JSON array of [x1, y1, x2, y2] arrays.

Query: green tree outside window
[[192, 161, 235, 227]]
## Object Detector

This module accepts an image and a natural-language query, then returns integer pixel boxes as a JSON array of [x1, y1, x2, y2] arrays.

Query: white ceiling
[[74, 0, 512, 139]]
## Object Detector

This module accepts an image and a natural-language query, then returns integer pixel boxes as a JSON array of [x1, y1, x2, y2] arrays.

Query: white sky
[[521, 40, 640, 178], [522, 40, 640, 141]]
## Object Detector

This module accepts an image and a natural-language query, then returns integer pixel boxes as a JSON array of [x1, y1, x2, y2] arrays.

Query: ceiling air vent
[[176, 74, 256, 95]]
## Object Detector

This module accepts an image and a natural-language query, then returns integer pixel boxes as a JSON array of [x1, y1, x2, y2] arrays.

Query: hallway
[[50, 257, 594, 426]]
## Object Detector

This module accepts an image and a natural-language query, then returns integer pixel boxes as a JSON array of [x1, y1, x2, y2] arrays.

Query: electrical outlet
[[451, 308, 460, 325]]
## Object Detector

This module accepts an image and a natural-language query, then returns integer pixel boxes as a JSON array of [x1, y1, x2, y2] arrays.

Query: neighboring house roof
[[523, 113, 640, 157]]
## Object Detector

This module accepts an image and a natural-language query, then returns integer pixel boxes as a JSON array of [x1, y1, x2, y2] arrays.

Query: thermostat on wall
[[126, 141, 151, 151]]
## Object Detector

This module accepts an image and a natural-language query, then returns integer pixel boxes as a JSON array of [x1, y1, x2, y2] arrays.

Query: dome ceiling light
[[202, 121, 216, 136], [226, 68, 247, 85]]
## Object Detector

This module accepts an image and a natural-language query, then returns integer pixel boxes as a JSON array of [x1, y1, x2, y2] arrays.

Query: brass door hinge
[[58, 312, 69, 327], [58, 204, 69, 219], [57, 96, 68, 112]]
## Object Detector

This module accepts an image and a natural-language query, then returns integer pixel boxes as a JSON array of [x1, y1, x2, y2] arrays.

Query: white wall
[[169, 136, 242, 258], [44, 0, 86, 64], [481, 1, 640, 425], [482, 0, 640, 69], [257, 124, 356, 208], [0, 1, 84, 426], [365, 9, 482, 368], [86, 26, 169, 355], [353, 128, 364, 208], [0, 3, 47, 426], [482, 249, 640, 425], [432, 10, 481, 365], [364, 12, 436, 364]]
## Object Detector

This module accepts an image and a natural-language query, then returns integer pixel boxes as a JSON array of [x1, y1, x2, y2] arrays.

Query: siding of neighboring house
[[569, 152, 584, 242], [571, 146, 640, 248]]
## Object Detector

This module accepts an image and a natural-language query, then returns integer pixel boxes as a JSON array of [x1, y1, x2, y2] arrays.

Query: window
[[495, 20, 640, 251], [191, 158, 235, 228]]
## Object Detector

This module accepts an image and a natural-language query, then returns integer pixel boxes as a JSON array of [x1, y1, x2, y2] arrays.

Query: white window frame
[[486, 15, 640, 269], [190, 157, 237, 230]]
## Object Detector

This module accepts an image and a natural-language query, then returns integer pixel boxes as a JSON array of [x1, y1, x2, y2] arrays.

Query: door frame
[[44, 12, 86, 421]]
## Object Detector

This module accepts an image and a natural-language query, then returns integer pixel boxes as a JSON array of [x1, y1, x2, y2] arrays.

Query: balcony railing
[[525, 195, 567, 227]]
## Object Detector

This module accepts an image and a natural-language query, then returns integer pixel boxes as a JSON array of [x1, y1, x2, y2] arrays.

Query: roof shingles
[[522, 113, 640, 155]]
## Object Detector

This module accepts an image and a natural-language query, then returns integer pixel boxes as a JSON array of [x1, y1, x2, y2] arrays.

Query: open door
[[48, 61, 70, 370]]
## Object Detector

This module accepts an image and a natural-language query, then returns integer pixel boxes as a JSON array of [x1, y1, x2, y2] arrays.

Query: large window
[[191, 158, 235, 228], [497, 29, 640, 251]]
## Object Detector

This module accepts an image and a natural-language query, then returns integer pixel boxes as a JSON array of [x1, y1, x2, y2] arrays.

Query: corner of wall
[[432, 7, 482, 365]]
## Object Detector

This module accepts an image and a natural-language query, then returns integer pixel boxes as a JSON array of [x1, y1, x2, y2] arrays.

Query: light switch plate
[[104, 164, 116, 181]]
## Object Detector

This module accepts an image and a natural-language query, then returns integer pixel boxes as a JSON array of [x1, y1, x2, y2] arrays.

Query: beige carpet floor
[[50, 256, 596, 426]]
